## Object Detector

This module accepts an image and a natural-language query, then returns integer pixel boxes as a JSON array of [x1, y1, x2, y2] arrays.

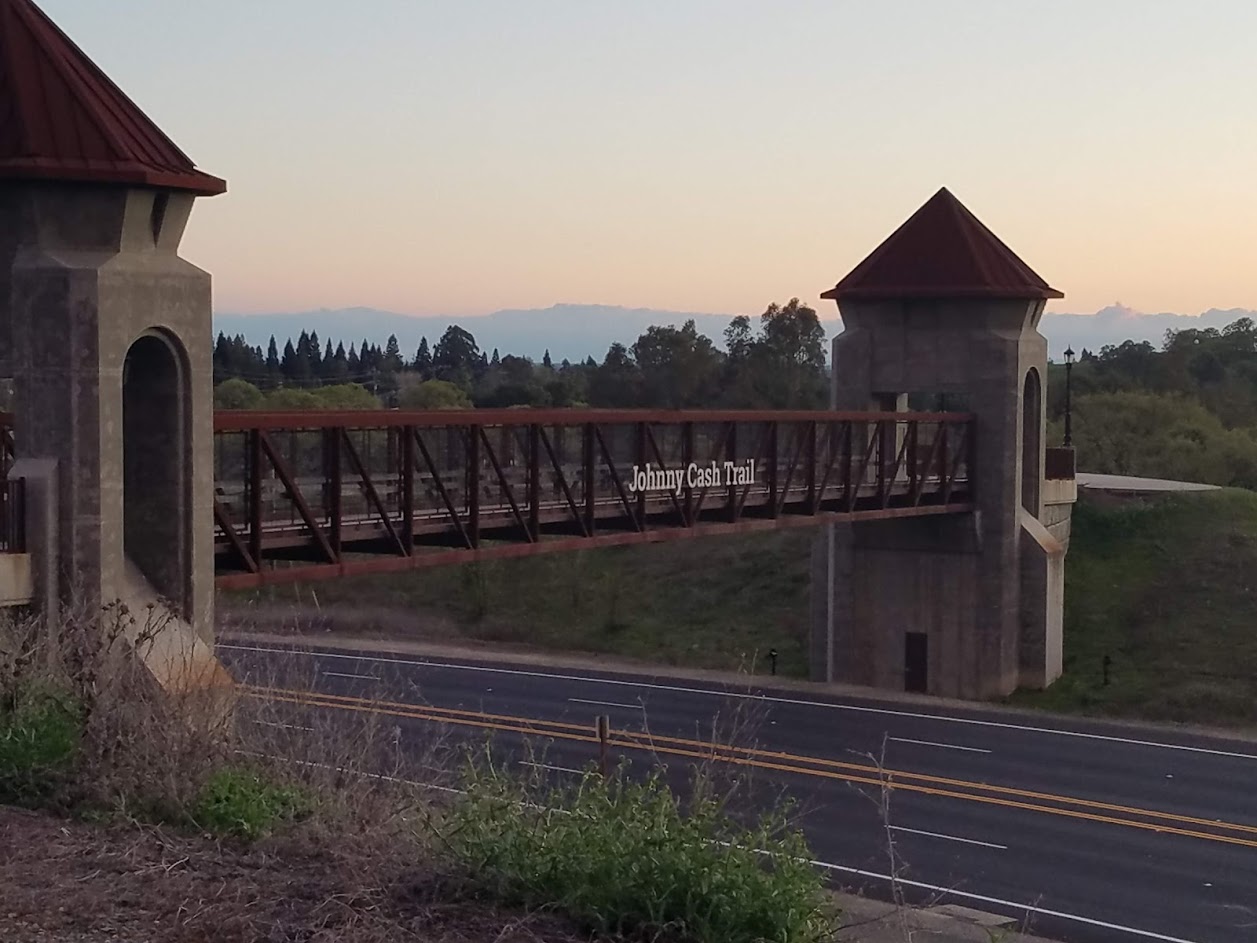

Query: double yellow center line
[[243, 684, 1257, 850]]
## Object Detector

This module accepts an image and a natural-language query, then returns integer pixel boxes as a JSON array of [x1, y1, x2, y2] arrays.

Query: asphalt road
[[218, 639, 1257, 943]]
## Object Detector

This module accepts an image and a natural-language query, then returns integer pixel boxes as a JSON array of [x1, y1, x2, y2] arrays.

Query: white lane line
[[569, 697, 642, 710], [519, 760, 585, 775], [889, 736, 992, 754], [808, 861, 1200, 943], [222, 644, 1257, 761], [321, 670, 379, 681], [888, 825, 1006, 850]]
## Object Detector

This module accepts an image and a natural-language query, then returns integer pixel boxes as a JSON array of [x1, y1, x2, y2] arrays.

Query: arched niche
[[122, 329, 190, 618], [1021, 367, 1042, 515]]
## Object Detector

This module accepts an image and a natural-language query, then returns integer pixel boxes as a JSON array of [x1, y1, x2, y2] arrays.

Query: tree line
[[212, 303, 1257, 490], [213, 298, 829, 412], [1045, 316, 1257, 489]]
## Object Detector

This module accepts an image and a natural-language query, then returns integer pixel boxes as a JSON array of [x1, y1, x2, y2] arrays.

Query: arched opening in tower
[[1021, 368, 1042, 515], [122, 332, 189, 619]]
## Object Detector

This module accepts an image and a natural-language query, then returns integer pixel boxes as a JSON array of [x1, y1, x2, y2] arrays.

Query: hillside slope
[[1011, 488, 1257, 725]]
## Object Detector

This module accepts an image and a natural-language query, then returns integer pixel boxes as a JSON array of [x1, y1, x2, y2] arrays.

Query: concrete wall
[[1, 183, 215, 643]]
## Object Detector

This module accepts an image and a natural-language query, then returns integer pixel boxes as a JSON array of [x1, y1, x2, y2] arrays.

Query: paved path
[[1076, 473, 1221, 493], [219, 635, 1257, 943]]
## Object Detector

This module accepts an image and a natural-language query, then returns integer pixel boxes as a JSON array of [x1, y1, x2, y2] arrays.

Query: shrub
[[190, 766, 312, 839], [0, 684, 82, 804], [443, 758, 837, 943]]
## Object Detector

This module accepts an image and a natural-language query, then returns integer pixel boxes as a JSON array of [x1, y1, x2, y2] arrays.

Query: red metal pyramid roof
[[0, 0, 225, 196], [822, 187, 1060, 302]]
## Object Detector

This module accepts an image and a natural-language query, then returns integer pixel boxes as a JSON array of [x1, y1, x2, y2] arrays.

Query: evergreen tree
[[331, 341, 349, 382], [308, 330, 323, 379], [384, 334, 403, 373], [543, 349, 553, 369], [265, 336, 281, 388], [212, 332, 233, 384], [413, 337, 432, 377], [280, 339, 300, 383]]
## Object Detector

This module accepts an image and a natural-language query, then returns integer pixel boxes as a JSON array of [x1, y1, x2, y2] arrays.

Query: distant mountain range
[[213, 302, 1257, 365]]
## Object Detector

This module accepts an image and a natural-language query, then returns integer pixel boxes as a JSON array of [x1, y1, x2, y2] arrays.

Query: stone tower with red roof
[[812, 187, 1071, 698], [0, 0, 226, 687]]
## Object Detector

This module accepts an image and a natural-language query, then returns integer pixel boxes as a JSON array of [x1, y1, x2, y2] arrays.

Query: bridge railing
[[0, 408, 977, 580], [0, 476, 24, 553], [1045, 446, 1076, 480], [211, 408, 976, 583]]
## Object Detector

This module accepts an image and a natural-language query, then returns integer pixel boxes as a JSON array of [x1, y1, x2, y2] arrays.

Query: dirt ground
[[0, 805, 587, 943]]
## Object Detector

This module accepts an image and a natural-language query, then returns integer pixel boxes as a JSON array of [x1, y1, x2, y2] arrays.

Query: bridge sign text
[[627, 460, 756, 495]]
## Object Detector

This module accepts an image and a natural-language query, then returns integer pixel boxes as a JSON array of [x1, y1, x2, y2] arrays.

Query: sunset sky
[[42, 0, 1257, 319]]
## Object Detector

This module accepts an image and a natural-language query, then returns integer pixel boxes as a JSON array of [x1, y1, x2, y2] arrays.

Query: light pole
[[1063, 346, 1075, 447]]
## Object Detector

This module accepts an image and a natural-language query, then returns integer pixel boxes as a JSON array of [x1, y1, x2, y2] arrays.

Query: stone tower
[[810, 187, 1071, 699], [0, 0, 228, 688]]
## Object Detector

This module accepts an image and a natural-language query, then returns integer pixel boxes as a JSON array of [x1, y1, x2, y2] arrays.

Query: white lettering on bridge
[[627, 460, 756, 495]]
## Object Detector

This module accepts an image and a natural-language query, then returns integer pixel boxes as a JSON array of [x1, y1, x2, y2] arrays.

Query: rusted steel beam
[[212, 407, 976, 432], [774, 422, 806, 517], [593, 424, 638, 527], [341, 429, 405, 555], [689, 421, 734, 520], [911, 423, 944, 507], [214, 497, 257, 573], [478, 426, 531, 542], [261, 430, 337, 564], [538, 426, 586, 535], [412, 428, 472, 549], [849, 424, 878, 512], [401, 427, 415, 554], [248, 429, 263, 567], [881, 427, 912, 510], [214, 501, 977, 590], [733, 423, 770, 518], [325, 428, 342, 557], [582, 422, 595, 536], [467, 425, 481, 548], [527, 424, 541, 540], [806, 422, 818, 514]]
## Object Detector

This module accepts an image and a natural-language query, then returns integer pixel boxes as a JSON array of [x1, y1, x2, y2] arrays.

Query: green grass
[[0, 685, 82, 804], [227, 529, 817, 679], [444, 756, 836, 943], [1009, 488, 1257, 726], [189, 766, 313, 839]]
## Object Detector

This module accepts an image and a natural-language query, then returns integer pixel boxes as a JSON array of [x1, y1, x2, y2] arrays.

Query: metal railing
[[1045, 446, 1076, 481], [0, 476, 25, 553]]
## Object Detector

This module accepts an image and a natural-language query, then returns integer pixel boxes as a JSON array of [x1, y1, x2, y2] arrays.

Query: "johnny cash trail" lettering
[[627, 460, 756, 495]]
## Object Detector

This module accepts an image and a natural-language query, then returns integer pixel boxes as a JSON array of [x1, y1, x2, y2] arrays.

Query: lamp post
[[1063, 347, 1075, 447]]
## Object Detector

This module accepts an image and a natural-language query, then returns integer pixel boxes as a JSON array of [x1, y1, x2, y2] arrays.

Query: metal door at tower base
[[904, 632, 928, 693]]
